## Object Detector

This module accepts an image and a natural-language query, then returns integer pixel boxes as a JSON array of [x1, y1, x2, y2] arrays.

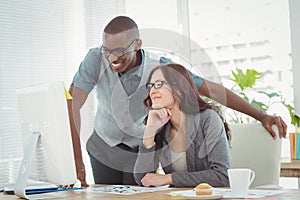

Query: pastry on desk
[[194, 183, 213, 196]]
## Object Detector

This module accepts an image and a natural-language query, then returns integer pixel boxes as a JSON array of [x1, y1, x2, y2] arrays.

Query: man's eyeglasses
[[101, 39, 137, 57], [146, 80, 172, 92]]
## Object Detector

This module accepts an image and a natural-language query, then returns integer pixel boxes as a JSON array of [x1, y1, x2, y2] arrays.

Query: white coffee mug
[[227, 168, 255, 197]]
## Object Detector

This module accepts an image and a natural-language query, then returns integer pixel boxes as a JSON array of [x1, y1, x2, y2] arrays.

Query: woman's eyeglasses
[[146, 80, 172, 92], [101, 39, 137, 57]]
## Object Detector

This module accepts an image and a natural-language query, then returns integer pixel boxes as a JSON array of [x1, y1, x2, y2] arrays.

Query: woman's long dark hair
[[144, 63, 231, 149]]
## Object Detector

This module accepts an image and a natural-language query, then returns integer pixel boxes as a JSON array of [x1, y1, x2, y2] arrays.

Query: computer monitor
[[15, 81, 77, 199]]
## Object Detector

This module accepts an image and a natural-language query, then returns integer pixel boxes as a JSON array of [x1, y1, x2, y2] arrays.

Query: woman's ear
[[177, 90, 182, 98], [173, 91, 182, 102]]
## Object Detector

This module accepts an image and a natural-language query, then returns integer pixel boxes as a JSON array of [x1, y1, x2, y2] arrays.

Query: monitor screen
[[15, 81, 76, 198]]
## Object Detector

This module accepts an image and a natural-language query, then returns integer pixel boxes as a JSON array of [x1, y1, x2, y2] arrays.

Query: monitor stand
[[14, 132, 67, 200]]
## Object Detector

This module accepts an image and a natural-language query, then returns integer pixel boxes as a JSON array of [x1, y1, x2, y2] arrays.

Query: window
[[0, 0, 124, 186], [250, 40, 269, 47], [233, 58, 247, 64], [250, 55, 272, 62], [217, 45, 230, 52], [217, 60, 230, 66], [233, 43, 247, 49], [188, 0, 293, 158]]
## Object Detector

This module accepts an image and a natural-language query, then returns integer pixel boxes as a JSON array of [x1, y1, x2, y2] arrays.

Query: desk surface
[[1, 185, 300, 200]]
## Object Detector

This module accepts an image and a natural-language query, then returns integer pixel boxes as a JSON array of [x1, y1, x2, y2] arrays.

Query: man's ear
[[135, 39, 142, 50]]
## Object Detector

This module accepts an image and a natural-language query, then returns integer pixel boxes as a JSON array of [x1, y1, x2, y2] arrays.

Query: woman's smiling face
[[149, 69, 176, 110]]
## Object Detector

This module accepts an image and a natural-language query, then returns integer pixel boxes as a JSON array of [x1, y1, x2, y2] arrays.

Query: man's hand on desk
[[76, 166, 89, 188], [63, 165, 89, 188]]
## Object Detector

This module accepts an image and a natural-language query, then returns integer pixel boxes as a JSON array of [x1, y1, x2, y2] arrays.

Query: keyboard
[[3, 180, 58, 195]]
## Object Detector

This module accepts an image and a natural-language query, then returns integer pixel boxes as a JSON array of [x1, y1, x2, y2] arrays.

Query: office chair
[[229, 123, 282, 188]]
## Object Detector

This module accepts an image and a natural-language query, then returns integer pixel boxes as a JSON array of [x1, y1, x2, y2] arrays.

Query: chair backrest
[[229, 123, 282, 188]]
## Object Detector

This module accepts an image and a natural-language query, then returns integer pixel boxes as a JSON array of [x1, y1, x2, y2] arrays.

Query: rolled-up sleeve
[[71, 48, 101, 93]]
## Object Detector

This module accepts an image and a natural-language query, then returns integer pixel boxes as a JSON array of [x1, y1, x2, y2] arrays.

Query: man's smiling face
[[102, 31, 140, 73]]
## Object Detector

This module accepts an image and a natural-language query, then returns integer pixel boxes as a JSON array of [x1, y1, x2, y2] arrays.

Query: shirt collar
[[136, 49, 145, 77], [118, 49, 145, 78]]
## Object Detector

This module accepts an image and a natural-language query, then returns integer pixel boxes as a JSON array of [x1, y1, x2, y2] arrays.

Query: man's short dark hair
[[104, 16, 139, 36]]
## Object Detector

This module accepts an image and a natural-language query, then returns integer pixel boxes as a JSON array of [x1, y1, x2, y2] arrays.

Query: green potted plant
[[227, 68, 300, 129]]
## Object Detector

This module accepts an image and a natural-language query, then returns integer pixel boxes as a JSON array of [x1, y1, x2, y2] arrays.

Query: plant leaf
[[258, 91, 280, 99], [250, 100, 268, 112], [231, 68, 263, 91]]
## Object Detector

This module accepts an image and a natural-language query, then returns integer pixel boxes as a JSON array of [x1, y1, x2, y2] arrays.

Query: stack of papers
[[213, 188, 286, 198], [168, 188, 286, 199], [87, 185, 171, 195]]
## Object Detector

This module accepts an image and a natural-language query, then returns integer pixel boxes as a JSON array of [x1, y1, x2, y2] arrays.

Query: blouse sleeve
[[133, 141, 160, 185]]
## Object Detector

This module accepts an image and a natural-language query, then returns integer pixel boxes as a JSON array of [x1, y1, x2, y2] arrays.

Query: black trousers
[[87, 131, 139, 185]]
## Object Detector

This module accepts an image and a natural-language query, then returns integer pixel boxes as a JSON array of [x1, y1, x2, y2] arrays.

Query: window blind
[[0, 0, 124, 186]]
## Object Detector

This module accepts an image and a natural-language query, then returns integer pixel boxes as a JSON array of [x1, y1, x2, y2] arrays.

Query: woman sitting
[[134, 63, 231, 187]]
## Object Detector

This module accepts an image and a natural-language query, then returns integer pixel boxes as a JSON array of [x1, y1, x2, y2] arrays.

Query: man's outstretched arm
[[199, 79, 287, 139], [68, 86, 89, 187]]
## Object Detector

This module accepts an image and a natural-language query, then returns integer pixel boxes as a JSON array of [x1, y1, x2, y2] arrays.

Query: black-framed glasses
[[101, 39, 137, 57], [146, 80, 172, 92]]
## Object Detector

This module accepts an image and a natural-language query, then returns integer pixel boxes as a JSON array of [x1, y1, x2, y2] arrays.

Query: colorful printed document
[[87, 185, 171, 195]]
